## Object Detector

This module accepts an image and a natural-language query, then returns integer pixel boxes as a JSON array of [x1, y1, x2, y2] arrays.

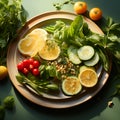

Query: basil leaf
[[68, 15, 83, 37]]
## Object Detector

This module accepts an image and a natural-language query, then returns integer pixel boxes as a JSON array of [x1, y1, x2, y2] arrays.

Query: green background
[[0, 0, 120, 120]]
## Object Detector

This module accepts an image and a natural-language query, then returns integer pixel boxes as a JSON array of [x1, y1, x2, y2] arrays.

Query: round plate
[[7, 11, 111, 109]]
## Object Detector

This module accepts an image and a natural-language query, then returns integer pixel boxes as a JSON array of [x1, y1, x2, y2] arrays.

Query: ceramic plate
[[7, 11, 111, 109]]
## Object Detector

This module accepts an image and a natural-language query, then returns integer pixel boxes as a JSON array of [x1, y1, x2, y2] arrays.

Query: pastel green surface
[[0, 0, 120, 120]]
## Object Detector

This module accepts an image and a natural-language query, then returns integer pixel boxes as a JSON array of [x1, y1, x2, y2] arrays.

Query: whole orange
[[89, 7, 102, 21], [74, 1, 87, 14]]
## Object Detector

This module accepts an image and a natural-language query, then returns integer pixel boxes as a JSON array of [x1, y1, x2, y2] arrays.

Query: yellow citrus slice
[[18, 28, 48, 57], [39, 40, 60, 60], [78, 68, 98, 87], [62, 76, 82, 95]]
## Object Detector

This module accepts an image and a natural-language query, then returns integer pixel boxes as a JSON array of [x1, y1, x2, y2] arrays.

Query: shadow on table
[[0, 77, 12, 98], [14, 66, 120, 120]]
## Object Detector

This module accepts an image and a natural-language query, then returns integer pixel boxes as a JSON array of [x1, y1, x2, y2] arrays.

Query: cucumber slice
[[77, 45, 95, 60], [68, 46, 81, 64], [84, 52, 99, 66]]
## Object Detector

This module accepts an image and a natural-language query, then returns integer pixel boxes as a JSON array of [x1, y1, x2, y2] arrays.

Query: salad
[[16, 15, 110, 97]]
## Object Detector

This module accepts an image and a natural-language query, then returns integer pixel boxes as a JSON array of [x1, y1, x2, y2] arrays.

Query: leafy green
[[68, 15, 83, 38], [0, 0, 27, 65], [45, 15, 113, 71], [3, 96, 14, 109]]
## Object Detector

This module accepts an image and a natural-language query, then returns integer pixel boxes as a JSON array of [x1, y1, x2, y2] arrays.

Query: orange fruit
[[78, 68, 98, 87], [62, 76, 82, 95], [39, 40, 60, 60], [89, 7, 102, 21], [74, 1, 87, 14], [18, 28, 48, 57]]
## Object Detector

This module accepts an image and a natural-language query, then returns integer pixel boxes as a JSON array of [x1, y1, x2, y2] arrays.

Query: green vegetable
[[84, 52, 100, 66], [67, 46, 81, 64], [0, 105, 5, 120], [16, 74, 59, 95], [0, 0, 27, 65], [53, 0, 75, 10], [3, 96, 14, 109], [77, 45, 95, 61]]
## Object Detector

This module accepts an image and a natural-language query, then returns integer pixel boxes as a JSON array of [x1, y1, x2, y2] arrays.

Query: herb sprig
[[53, 0, 74, 10]]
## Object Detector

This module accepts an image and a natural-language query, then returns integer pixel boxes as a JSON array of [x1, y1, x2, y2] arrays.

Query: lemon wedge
[[18, 28, 48, 57], [39, 40, 60, 60], [62, 76, 82, 95], [78, 68, 98, 87]]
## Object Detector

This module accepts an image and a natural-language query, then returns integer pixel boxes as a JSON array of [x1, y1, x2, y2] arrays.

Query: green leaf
[[97, 48, 109, 71], [16, 75, 25, 83], [46, 84, 59, 90], [110, 23, 120, 31], [107, 17, 113, 27], [68, 15, 83, 38]]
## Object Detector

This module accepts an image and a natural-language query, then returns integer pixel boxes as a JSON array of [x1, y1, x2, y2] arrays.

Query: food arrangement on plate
[[15, 15, 110, 97], [7, 10, 120, 108], [2, 0, 119, 109]]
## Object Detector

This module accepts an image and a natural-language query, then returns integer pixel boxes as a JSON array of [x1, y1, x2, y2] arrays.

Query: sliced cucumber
[[84, 52, 99, 66], [67, 46, 81, 64], [77, 45, 95, 60]]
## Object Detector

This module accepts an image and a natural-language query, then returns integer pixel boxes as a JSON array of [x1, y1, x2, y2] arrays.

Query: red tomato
[[29, 64, 34, 71], [23, 59, 29, 68], [28, 58, 34, 64], [23, 68, 29, 75], [33, 60, 40, 68], [17, 62, 24, 71], [32, 68, 40, 76]]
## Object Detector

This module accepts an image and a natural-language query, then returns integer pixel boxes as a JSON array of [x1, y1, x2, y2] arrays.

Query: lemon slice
[[18, 28, 48, 57], [62, 76, 82, 95], [78, 68, 98, 87], [39, 40, 60, 60]]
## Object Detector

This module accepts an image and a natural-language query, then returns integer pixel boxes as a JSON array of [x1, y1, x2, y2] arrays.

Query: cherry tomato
[[74, 1, 87, 14], [22, 59, 29, 68], [33, 60, 40, 68], [28, 58, 34, 64], [32, 68, 40, 76], [23, 68, 29, 75], [17, 62, 24, 71], [29, 64, 34, 71], [89, 7, 102, 21]]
